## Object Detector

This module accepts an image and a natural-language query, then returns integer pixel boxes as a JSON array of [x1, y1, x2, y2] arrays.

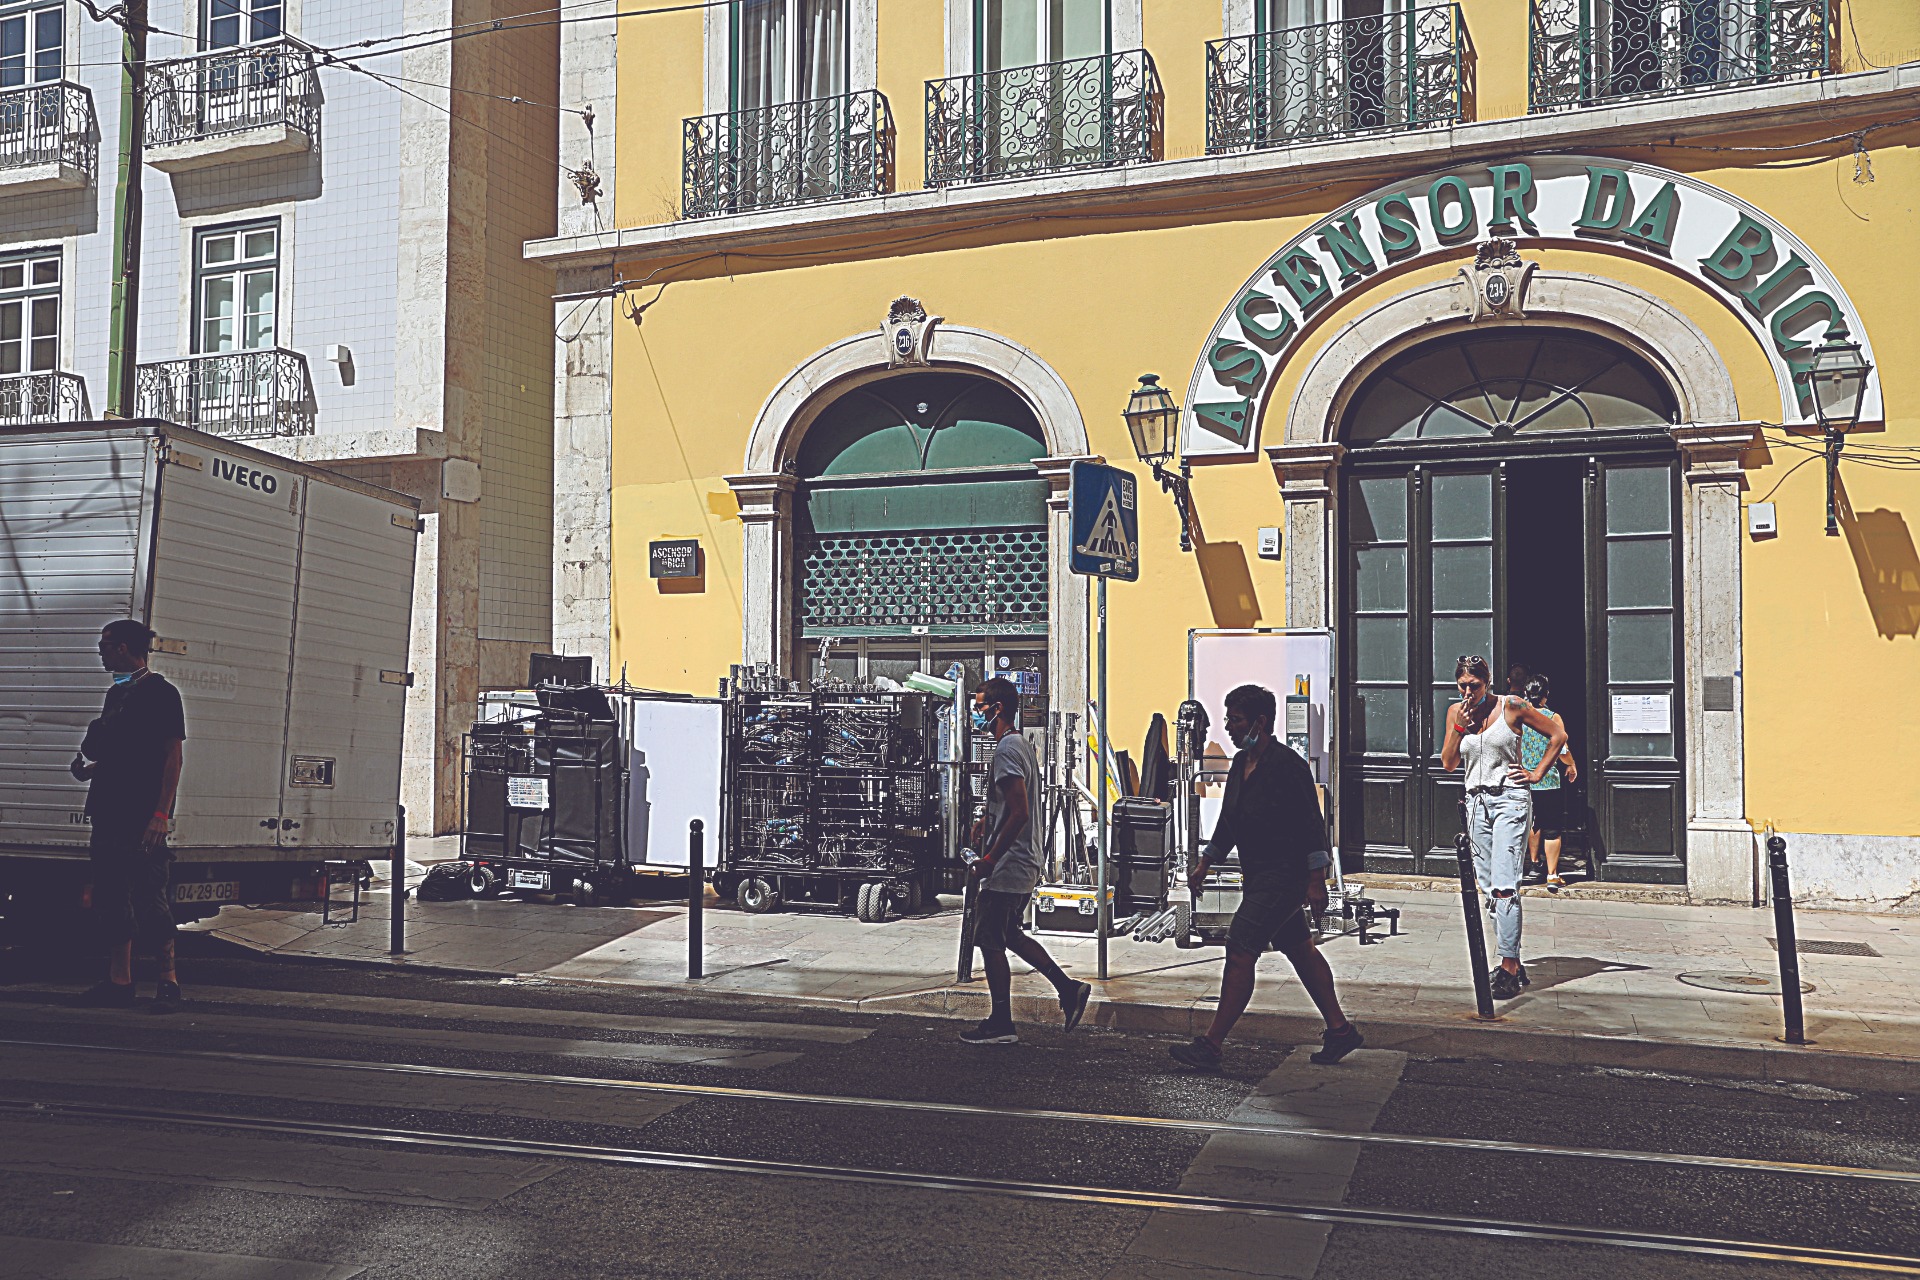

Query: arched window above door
[[1344, 330, 1678, 447], [797, 372, 1047, 477]]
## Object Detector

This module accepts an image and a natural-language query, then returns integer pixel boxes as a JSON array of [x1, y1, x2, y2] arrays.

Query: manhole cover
[[1768, 938, 1880, 957], [1678, 971, 1814, 995]]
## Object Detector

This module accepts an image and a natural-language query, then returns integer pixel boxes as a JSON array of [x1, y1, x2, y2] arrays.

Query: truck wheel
[[866, 882, 890, 924], [576, 879, 598, 907], [904, 878, 924, 914], [1173, 902, 1198, 950], [854, 881, 873, 921], [738, 877, 780, 914], [468, 865, 499, 898], [710, 874, 737, 902]]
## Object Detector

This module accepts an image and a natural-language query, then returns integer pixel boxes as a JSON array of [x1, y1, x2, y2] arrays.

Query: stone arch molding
[[745, 325, 1092, 474], [1284, 272, 1741, 446], [1183, 154, 1881, 458]]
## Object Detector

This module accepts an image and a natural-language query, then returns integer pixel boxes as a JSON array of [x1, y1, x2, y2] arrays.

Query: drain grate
[[1768, 938, 1880, 957]]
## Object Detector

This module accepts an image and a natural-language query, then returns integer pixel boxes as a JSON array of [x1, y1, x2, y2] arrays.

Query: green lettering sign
[[1375, 193, 1419, 259], [1740, 252, 1810, 316], [1621, 181, 1679, 251], [1427, 175, 1476, 241], [1317, 212, 1376, 282], [1575, 166, 1633, 232], [1272, 247, 1332, 313], [1192, 399, 1254, 446], [1769, 291, 1845, 371], [1486, 163, 1537, 234], [1235, 289, 1294, 345], [1208, 338, 1264, 391], [1701, 214, 1773, 285]]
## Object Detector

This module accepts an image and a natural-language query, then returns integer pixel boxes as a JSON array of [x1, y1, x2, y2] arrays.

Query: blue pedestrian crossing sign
[[1069, 461, 1140, 582]]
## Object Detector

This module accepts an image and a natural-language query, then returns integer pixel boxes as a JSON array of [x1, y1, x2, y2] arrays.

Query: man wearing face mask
[[959, 676, 1093, 1045], [1170, 684, 1362, 1070], [69, 619, 187, 1012]]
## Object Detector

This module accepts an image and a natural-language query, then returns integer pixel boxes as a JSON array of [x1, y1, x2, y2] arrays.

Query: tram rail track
[[4, 1095, 1917, 1275], [2, 1033, 1916, 1189]]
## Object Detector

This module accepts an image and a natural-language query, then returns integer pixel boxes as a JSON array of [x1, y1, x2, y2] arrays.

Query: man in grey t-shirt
[[960, 677, 1092, 1045]]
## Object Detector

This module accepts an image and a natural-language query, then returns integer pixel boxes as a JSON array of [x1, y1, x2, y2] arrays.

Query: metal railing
[[1207, 5, 1470, 155], [926, 48, 1162, 188], [683, 89, 894, 219], [0, 81, 97, 178], [0, 370, 89, 424], [1530, 0, 1830, 112], [144, 38, 319, 147], [135, 349, 314, 439]]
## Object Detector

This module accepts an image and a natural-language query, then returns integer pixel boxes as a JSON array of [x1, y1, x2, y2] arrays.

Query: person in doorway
[[1170, 684, 1362, 1070], [959, 676, 1092, 1045], [1506, 662, 1533, 699], [70, 620, 187, 1012], [1442, 656, 1567, 1000], [1521, 675, 1579, 892]]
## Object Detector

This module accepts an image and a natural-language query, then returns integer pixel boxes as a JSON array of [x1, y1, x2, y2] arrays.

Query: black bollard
[[688, 819, 704, 981], [1767, 833, 1805, 1045], [390, 804, 406, 956], [1454, 800, 1495, 1019]]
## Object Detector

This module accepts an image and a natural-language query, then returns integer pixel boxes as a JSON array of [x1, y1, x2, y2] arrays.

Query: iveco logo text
[[213, 457, 279, 494]]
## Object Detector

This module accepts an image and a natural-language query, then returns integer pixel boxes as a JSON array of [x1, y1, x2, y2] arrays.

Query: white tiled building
[[0, 0, 561, 833]]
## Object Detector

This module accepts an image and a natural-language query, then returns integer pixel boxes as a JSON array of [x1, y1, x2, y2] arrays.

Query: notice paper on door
[[1611, 694, 1672, 735]]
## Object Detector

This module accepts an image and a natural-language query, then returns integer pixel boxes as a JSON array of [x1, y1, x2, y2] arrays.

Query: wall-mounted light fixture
[[1794, 329, 1872, 537], [1122, 374, 1197, 552]]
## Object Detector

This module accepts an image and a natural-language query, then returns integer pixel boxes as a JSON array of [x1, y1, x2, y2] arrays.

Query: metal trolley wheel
[[737, 877, 781, 914]]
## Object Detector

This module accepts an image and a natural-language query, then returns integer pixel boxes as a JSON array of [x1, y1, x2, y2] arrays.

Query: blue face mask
[[111, 671, 137, 686], [970, 708, 992, 732]]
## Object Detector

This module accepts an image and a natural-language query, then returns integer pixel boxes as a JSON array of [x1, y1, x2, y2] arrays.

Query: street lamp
[[1795, 330, 1872, 537], [1123, 374, 1197, 552]]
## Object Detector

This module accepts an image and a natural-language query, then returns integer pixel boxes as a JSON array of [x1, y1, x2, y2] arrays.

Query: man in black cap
[[70, 619, 187, 1011]]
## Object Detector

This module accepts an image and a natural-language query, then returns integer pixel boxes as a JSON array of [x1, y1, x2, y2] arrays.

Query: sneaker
[[1169, 1036, 1224, 1071], [1061, 981, 1092, 1033], [1514, 962, 1531, 989], [1546, 875, 1567, 892], [958, 1019, 1018, 1045], [1489, 966, 1522, 1000], [150, 980, 183, 1014], [1310, 1023, 1365, 1065], [72, 980, 136, 1009]]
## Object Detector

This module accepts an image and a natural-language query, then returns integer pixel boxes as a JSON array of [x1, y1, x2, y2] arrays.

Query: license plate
[[509, 870, 549, 891], [173, 880, 240, 905]]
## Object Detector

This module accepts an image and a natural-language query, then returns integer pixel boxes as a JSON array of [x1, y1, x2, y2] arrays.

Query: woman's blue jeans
[[1468, 787, 1532, 961]]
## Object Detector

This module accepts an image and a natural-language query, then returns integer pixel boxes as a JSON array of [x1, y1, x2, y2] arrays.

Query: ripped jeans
[[1468, 786, 1532, 961]]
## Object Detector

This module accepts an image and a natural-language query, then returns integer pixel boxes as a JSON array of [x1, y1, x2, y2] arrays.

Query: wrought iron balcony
[[0, 371, 90, 425], [1207, 5, 1470, 155], [1530, 0, 1829, 113], [0, 82, 97, 183], [144, 39, 319, 151], [925, 48, 1161, 189], [135, 349, 314, 440], [683, 89, 894, 219]]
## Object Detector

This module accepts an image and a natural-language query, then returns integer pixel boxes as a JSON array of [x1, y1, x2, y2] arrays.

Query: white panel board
[[624, 699, 723, 867], [1188, 628, 1334, 841]]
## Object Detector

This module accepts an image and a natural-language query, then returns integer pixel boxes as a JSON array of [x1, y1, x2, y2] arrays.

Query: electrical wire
[[1749, 451, 1823, 506], [309, 0, 729, 64]]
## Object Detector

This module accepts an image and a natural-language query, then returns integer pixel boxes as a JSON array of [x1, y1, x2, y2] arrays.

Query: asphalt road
[[0, 941, 1914, 1280]]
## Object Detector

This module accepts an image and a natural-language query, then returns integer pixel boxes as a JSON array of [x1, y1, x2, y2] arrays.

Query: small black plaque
[[649, 539, 701, 579], [1702, 676, 1735, 712]]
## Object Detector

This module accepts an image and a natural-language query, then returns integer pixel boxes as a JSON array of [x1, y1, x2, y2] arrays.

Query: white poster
[[625, 698, 724, 867], [506, 776, 549, 810], [1189, 629, 1334, 841], [1611, 694, 1673, 735]]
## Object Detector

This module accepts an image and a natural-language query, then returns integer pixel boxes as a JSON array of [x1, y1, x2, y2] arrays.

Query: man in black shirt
[[70, 619, 188, 1011], [1170, 684, 1362, 1070]]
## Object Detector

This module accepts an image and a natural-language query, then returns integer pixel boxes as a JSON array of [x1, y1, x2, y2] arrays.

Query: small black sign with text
[[649, 539, 701, 579]]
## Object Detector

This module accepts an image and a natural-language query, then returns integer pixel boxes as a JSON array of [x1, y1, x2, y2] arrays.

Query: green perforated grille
[[801, 528, 1048, 635]]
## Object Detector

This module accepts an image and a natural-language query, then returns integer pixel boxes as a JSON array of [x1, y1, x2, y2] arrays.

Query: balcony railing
[[683, 89, 894, 219], [926, 48, 1161, 188], [144, 38, 319, 147], [0, 371, 90, 425], [1530, 0, 1829, 113], [0, 81, 97, 178], [135, 349, 314, 440], [1207, 5, 1470, 155]]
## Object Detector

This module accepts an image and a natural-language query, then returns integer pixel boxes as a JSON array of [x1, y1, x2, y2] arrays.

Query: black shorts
[[1530, 789, 1570, 836], [1226, 886, 1312, 956], [972, 889, 1031, 952], [88, 821, 175, 949]]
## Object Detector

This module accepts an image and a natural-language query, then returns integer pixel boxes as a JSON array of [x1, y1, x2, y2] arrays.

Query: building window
[[979, 0, 1108, 70], [204, 0, 280, 48], [0, 0, 63, 86], [735, 0, 846, 110], [194, 222, 278, 354], [0, 249, 59, 375]]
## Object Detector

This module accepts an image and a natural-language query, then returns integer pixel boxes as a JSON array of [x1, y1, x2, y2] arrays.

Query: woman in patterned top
[[1521, 675, 1578, 891]]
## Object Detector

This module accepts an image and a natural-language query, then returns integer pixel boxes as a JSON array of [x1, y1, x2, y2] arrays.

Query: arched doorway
[[793, 371, 1052, 724], [1337, 327, 1687, 884]]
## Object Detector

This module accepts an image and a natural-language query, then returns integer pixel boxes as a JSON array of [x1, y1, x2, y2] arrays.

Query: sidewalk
[[188, 871, 1920, 1091]]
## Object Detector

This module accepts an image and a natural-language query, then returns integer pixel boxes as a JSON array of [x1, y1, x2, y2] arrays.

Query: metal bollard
[[390, 804, 406, 956], [688, 819, 704, 981], [1454, 800, 1495, 1019], [1767, 833, 1806, 1045]]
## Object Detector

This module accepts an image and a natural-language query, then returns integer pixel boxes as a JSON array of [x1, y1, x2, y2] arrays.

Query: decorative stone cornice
[[1670, 422, 1762, 489], [724, 471, 798, 520], [1033, 454, 1104, 510], [1266, 442, 1346, 499]]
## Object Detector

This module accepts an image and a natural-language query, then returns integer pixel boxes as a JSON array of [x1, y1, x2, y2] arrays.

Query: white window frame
[[706, 0, 876, 117], [202, 0, 284, 50], [192, 220, 281, 356], [0, 0, 65, 87], [948, 0, 1137, 75], [0, 246, 61, 376]]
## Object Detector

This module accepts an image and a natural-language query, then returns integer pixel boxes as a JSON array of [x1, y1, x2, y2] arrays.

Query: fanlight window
[[1346, 331, 1678, 445]]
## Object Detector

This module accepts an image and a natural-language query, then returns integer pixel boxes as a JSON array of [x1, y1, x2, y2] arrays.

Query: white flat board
[[1611, 694, 1672, 735], [625, 699, 724, 867], [1189, 629, 1334, 838]]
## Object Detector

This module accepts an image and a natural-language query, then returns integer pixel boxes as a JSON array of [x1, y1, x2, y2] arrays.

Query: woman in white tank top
[[1441, 655, 1569, 1000]]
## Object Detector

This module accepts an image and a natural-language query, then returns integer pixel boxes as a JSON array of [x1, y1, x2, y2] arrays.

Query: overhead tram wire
[[308, 0, 731, 65]]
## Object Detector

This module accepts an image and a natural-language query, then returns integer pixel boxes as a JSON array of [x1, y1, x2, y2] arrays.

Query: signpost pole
[[1097, 575, 1109, 982]]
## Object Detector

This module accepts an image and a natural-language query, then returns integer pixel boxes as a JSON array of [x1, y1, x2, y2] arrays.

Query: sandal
[[1546, 875, 1567, 892]]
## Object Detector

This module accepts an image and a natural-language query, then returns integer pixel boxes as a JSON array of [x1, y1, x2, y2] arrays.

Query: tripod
[[1042, 711, 1087, 884]]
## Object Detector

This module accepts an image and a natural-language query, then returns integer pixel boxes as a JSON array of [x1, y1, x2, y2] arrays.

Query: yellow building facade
[[529, 0, 1920, 907]]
